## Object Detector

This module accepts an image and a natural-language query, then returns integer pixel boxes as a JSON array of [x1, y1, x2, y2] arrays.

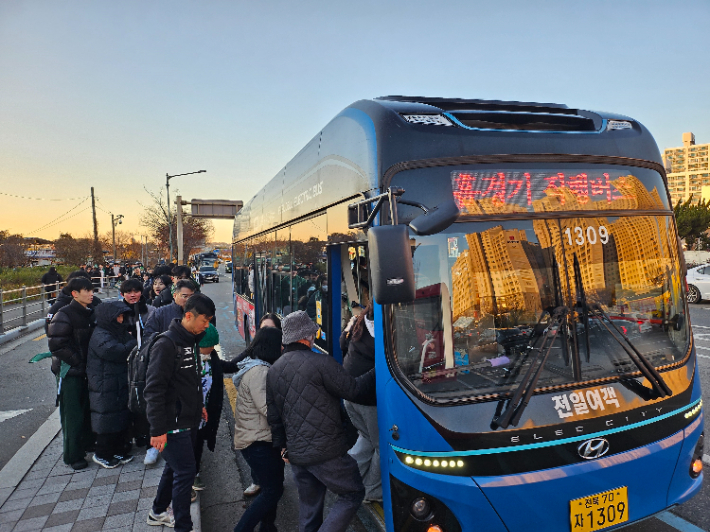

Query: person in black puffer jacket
[[86, 301, 137, 468], [47, 277, 97, 470], [340, 303, 380, 502], [45, 270, 102, 335], [266, 311, 375, 532]]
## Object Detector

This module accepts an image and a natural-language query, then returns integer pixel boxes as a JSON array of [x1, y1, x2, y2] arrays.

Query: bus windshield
[[389, 214, 689, 403]]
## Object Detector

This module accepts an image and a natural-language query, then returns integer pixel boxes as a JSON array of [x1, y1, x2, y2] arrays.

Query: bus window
[[273, 229, 291, 315], [291, 215, 329, 351], [390, 216, 689, 402]]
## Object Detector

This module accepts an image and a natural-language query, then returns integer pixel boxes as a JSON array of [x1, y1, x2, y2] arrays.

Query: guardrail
[[0, 275, 126, 334]]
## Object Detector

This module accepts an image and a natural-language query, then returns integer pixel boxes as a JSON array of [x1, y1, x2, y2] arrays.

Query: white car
[[685, 264, 710, 303]]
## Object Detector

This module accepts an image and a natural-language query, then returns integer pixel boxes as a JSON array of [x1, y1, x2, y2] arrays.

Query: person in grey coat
[[266, 311, 375, 532], [86, 300, 137, 468]]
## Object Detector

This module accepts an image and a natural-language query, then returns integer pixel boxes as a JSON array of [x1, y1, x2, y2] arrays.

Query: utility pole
[[176, 195, 184, 265], [91, 187, 101, 265], [112, 214, 116, 262]]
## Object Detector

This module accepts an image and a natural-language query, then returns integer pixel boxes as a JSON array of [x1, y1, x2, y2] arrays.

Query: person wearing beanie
[[192, 324, 224, 492], [266, 311, 376, 532]]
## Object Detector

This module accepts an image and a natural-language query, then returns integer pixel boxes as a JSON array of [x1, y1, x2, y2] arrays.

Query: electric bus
[[232, 96, 703, 532]]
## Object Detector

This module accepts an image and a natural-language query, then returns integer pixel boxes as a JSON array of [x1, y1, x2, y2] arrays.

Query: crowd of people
[[44, 262, 379, 532]]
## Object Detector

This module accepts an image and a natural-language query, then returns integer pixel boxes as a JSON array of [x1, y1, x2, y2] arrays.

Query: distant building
[[663, 132, 710, 205]]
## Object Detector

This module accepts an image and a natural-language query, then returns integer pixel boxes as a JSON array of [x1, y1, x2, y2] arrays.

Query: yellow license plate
[[569, 486, 629, 532]]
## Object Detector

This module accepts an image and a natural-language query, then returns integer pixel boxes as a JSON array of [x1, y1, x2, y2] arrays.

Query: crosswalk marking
[[0, 409, 31, 424]]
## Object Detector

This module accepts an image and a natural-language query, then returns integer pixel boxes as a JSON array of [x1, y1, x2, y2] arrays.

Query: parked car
[[686, 264, 710, 303], [199, 266, 220, 283]]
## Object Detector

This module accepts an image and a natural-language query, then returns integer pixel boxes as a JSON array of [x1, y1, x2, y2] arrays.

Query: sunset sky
[[1, 0, 709, 246]]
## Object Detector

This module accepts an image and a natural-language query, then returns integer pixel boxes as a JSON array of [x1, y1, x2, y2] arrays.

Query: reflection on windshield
[[391, 214, 688, 401]]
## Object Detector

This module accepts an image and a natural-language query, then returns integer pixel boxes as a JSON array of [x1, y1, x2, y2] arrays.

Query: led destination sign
[[450, 168, 669, 214]]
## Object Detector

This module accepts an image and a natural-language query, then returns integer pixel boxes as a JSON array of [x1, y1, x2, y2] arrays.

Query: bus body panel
[[385, 449, 509, 532], [233, 97, 701, 532], [476, 429, 684, 532]]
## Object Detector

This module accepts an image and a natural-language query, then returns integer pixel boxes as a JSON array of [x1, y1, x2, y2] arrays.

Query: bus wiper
[[492, 306, 567, 429], [589, 304, 672, 398], [552, 253, 581, 380], [573, 253, 591, 363]]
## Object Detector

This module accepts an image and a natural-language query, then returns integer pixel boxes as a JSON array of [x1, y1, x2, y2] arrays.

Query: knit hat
[[199, 324, 220, 348], [281, 310, 319, 345]]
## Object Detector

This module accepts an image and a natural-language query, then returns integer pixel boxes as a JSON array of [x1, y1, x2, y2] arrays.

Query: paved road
[[1, 274, 709, 531]]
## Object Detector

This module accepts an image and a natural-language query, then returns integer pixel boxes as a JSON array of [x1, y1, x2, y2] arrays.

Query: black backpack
[[127, 331, 178, 415]]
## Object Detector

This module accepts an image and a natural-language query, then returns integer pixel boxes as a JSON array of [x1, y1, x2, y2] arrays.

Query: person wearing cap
[[192, 324, 224, 491], [266, 311, 375, 532]]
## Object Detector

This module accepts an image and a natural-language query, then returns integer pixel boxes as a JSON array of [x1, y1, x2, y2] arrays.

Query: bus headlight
[[411, 497, 433, 520]]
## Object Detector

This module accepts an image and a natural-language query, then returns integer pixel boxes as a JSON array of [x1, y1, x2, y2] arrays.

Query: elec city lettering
[[552, 387, 620, 419], [279, 181, 324, 214], [451, 171, 631, 210]]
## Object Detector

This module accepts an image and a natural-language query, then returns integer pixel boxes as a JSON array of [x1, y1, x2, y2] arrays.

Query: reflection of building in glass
[[451, 226, 540, 321], [610, 216, 664, 289], [451, 250, 477, 319]]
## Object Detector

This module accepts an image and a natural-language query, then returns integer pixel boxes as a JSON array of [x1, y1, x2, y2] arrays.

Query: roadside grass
[[0, 265, 77, 294]]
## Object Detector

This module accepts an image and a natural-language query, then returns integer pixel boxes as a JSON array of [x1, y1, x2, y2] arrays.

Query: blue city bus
[[232, 96, 703, 532]]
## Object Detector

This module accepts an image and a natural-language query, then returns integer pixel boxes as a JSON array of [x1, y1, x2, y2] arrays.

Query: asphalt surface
[[1, 274, 710, 531]]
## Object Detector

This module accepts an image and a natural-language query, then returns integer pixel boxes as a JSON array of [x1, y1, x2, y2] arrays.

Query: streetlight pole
[[166, 170, 206, 263], [111, 214, 124, 262]]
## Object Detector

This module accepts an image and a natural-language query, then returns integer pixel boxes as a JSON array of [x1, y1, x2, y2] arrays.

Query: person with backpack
[[119, 278, 155, 450], [143, 293, 215, 532], [47, 277, 98, 470], [86, 300, 137, 469]]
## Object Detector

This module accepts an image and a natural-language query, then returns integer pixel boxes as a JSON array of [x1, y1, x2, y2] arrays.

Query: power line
[[27, 197, 90, 235], [0, 191, 89, 201]]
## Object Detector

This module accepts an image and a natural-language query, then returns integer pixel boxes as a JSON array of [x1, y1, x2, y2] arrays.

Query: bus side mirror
[[368, 225, 415, 305], [409, 197, 460, 236]]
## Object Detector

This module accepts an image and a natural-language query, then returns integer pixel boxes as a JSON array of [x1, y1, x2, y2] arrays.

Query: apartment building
[[663, 132, 710, 204]]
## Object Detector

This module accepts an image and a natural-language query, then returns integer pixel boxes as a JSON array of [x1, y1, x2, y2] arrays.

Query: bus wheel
[[687, 285, 701, 304]]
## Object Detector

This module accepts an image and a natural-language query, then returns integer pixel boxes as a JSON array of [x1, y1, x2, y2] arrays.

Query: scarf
[[232, 357, 271, 389]]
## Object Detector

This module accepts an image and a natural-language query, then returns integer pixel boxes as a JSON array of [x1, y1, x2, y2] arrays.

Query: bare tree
[[54, 233, 93, 266], [139, 188, 213, 261], [0, 230, 27, 267]]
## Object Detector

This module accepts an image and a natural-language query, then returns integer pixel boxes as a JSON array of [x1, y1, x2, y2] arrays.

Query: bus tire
[[687, 285, 701, 304]]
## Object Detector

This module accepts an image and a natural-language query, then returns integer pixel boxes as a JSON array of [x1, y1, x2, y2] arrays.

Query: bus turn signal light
[[691, 459, 703, 476], [427, 526, 443, 532]]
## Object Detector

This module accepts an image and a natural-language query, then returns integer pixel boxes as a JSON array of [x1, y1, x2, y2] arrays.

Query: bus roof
[[233, 96, 663, 242]]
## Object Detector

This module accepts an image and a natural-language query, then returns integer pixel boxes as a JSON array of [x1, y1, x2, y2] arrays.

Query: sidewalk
[[0, 431, 200, 532]]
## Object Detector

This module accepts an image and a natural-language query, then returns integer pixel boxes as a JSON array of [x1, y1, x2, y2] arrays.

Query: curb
[[192, 492, 202, 532], [0, 319, 45, 347], [0, 408, 61, 507]]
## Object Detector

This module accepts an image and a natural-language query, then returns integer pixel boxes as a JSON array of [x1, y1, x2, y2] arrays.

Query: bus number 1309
[[564, 226, 609, 246]]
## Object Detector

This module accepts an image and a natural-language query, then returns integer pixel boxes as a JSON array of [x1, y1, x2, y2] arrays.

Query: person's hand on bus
[[202, 407, 208, 423], [281, 448, 289, 463], [345, 315, 357, 333]]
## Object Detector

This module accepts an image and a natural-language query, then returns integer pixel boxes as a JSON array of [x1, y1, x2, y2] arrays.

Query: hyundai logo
[[577, 438, 610, 460]]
